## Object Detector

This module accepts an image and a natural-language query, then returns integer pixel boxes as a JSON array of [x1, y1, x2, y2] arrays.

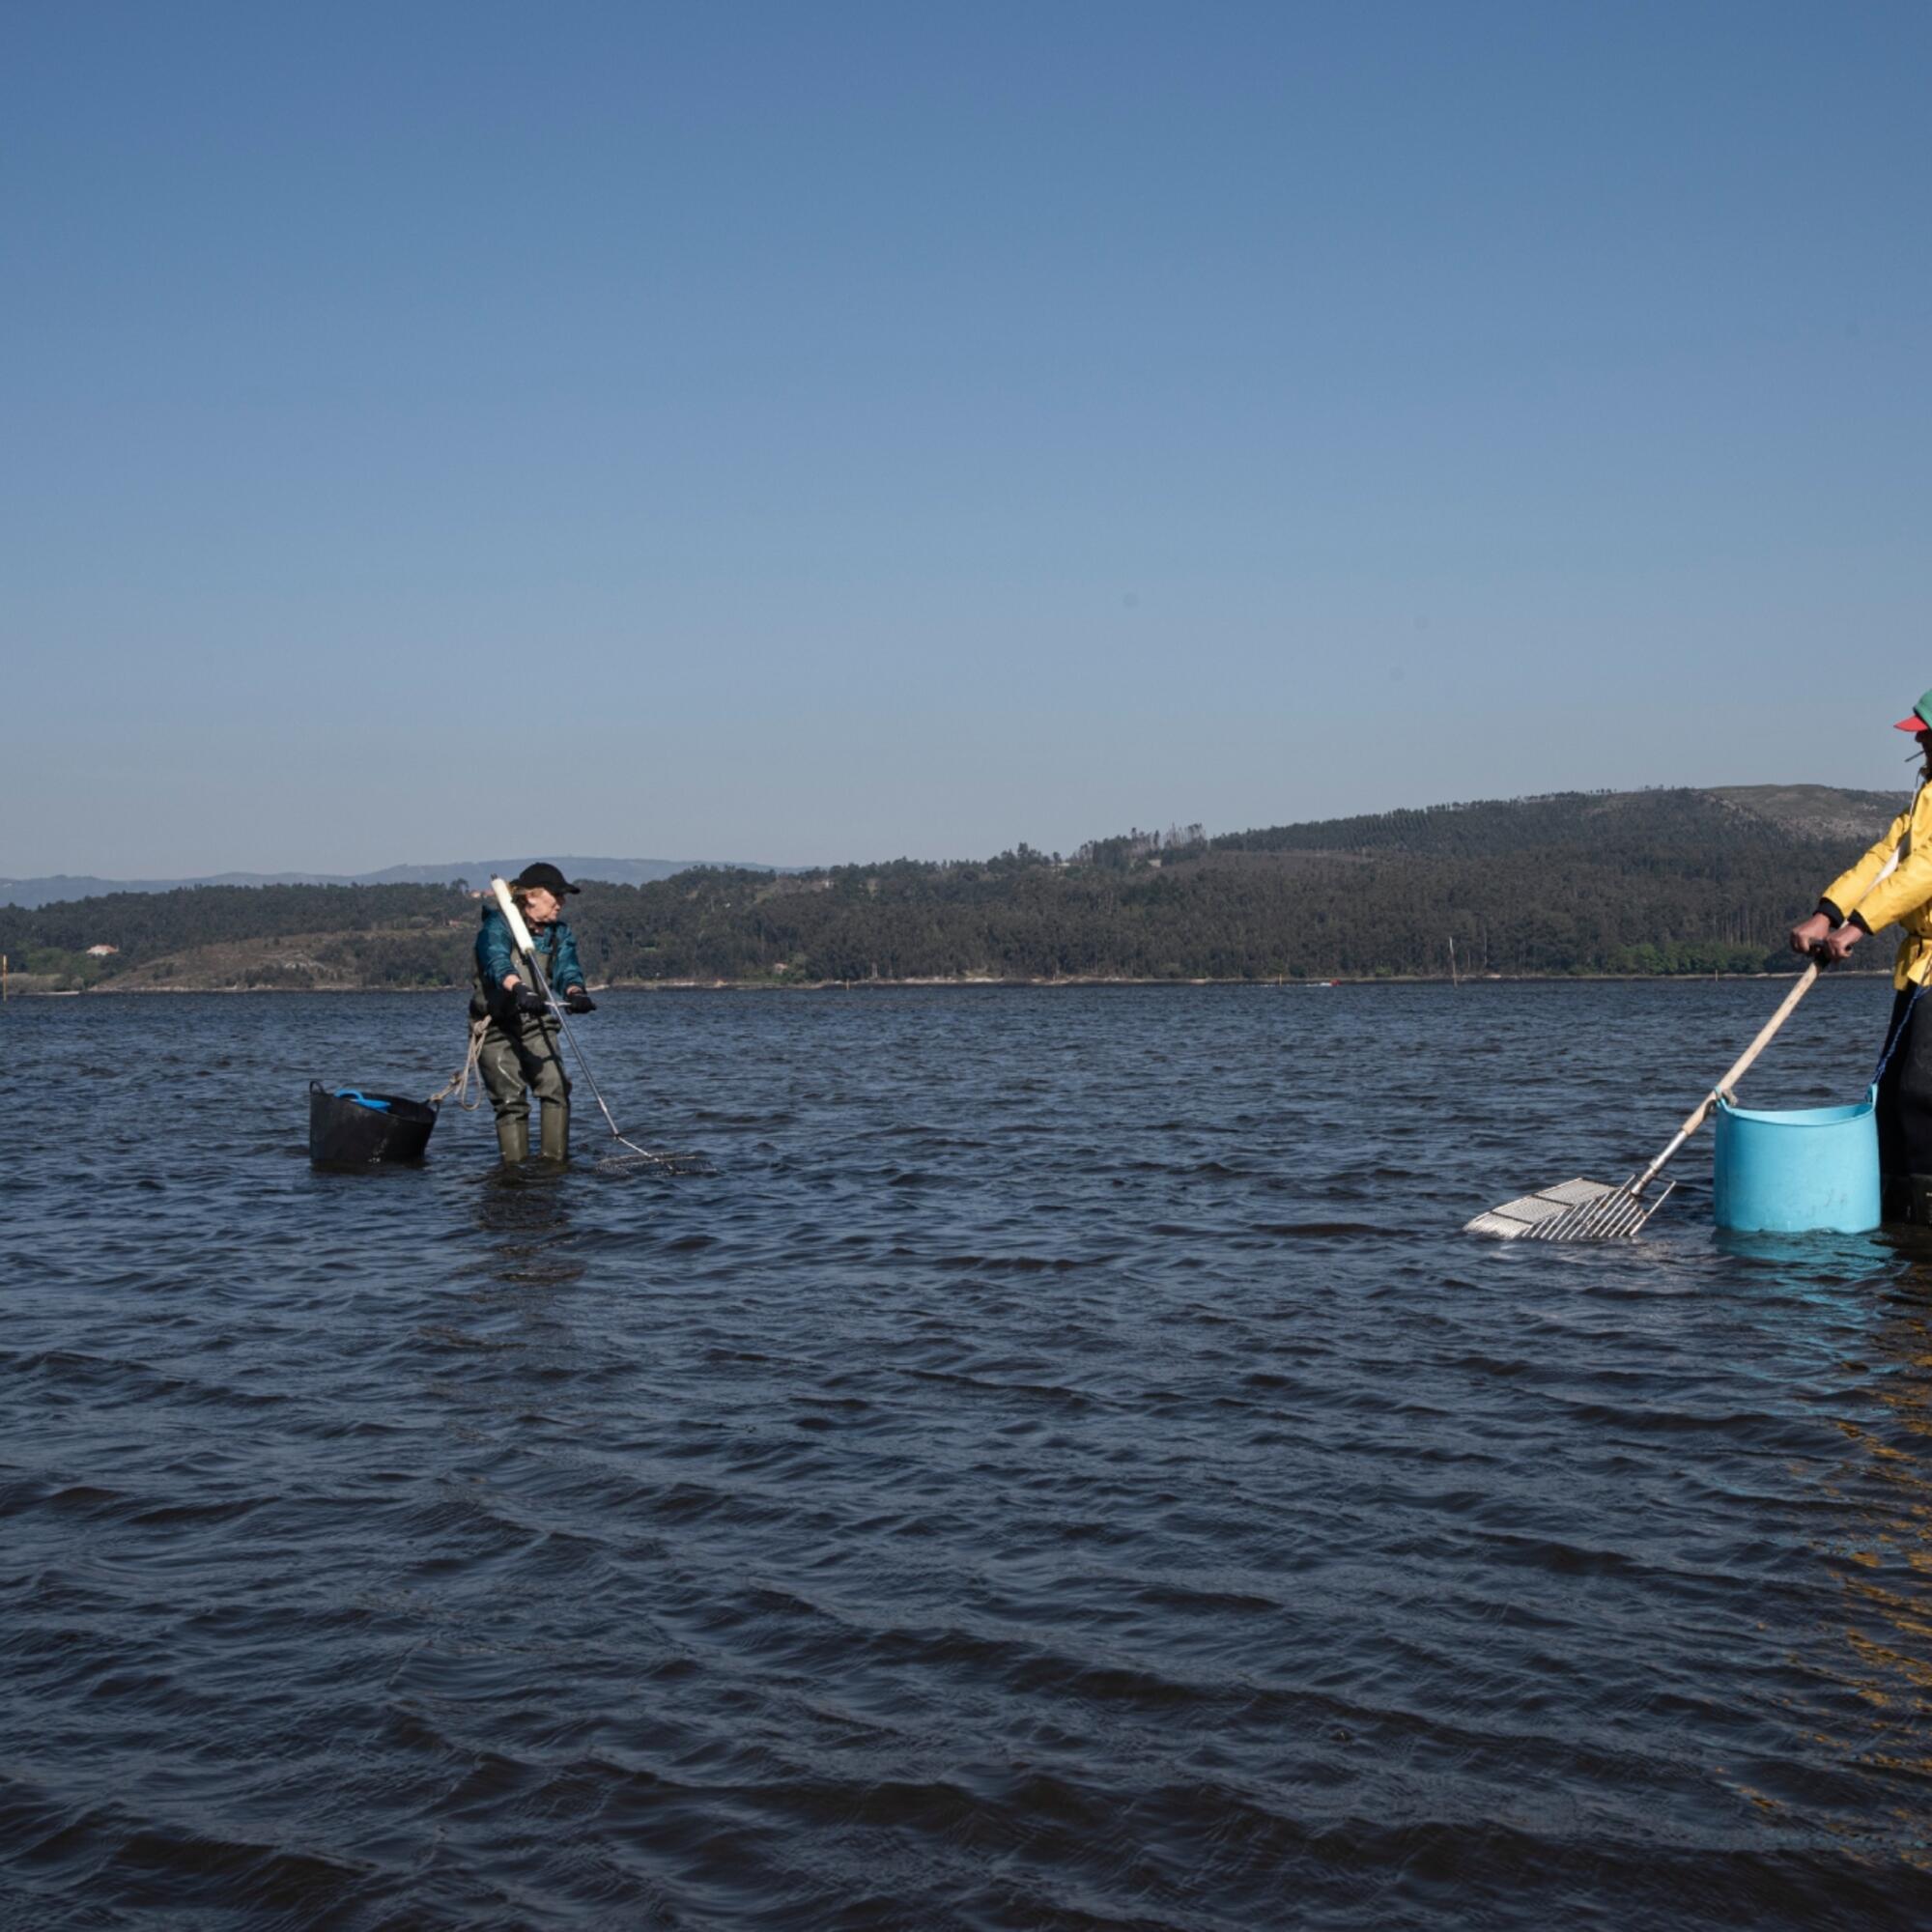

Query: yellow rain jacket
[[1823, 781, 1932, 989]]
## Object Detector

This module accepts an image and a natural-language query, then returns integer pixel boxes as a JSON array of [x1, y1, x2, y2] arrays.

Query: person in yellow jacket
[[1789, 689, 1932, 1218]]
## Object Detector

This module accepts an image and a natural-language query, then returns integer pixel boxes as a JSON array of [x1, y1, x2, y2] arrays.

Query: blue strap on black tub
[[332, 1090, 392, 1112], [1870, 985, 1925, 1090]]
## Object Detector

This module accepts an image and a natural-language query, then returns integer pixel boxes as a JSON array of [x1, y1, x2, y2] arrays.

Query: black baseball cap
[[511, 862, 581, 895]]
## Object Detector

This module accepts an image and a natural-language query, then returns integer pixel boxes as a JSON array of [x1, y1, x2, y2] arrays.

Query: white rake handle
[[490, 876, 542, 971], [1631, 962, 1820, 1194]]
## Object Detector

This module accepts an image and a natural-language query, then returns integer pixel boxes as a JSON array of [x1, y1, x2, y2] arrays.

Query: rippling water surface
[[6, 982, 1932, 1929]]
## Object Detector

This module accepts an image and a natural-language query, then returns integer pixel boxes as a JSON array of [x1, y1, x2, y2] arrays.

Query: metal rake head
[[593, 1139, 710, 1178], [1463, 1176, 1675, 1242]]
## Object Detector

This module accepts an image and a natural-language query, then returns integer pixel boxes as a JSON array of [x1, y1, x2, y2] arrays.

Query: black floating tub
[[309, 1081, 439, 1166]]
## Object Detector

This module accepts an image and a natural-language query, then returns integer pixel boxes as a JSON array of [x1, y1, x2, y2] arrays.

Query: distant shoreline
[[6, 969, 1893, 998]]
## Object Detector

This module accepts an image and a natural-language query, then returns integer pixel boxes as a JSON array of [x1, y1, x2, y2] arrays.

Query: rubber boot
[[496, 1117, 529, 1164], [539, 1099, 570, 1164], [1911, 1176, 1932, 1226]]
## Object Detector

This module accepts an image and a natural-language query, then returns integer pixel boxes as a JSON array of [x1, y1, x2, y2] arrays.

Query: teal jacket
[[474, 905, 585, 1014]]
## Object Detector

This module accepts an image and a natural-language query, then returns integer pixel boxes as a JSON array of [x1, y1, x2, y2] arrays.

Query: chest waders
[[1867, 788, 1932, 1219], [473, 927, 572, 1164]]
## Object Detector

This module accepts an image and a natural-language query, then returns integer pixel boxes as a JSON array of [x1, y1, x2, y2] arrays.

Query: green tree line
[[0, 788, 1894, 989]]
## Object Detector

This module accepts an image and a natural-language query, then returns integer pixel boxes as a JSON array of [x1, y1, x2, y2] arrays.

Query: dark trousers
[[477, 1013, 572, 1127], [1875, 986, 1932, 1182]]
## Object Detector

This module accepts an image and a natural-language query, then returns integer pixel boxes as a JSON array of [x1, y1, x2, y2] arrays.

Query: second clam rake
[[488, 877, 702, 1177], [1464, 963, 1823, 1241]]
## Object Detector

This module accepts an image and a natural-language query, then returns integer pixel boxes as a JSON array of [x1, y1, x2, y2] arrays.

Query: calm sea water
[[5, 981, 1931, 1930]]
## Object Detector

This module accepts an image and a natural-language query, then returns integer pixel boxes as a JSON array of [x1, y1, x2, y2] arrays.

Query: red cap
[[1896, 715, 1930, 733]]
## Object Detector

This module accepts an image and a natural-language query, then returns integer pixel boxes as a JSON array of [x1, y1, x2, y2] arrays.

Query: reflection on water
[[1821, 1275, 1932, 1861], [4, 982, 1932, 1930], [471, 1165, 585, 1293], [1708, 1225, 1932, 1882], [1708, 1221, 1932, 1855]]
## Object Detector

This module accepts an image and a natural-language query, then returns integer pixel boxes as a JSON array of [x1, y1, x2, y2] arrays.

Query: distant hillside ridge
[[0, 854, 790, 910], [1204, 783, 1907, 858], [0, 784, 1910, 990], [1705, 783, 1907, 846]]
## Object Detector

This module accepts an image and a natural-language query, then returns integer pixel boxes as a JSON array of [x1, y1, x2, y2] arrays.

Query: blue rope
[[1870, 985, 1925, 1091]]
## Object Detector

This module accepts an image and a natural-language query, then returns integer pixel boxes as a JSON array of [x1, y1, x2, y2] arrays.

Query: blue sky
[[6, 1, 1928, 873]]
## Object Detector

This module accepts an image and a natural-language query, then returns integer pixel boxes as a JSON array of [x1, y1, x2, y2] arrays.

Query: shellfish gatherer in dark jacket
[[470, 862, 596, 1164]]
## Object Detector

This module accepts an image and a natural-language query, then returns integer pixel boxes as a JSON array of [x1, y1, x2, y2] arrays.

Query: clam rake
[[1464, 963, 1821, 1242]]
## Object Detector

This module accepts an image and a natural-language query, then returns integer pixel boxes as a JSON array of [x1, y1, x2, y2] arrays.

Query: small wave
[[1248, 1219, 1386, 1237]]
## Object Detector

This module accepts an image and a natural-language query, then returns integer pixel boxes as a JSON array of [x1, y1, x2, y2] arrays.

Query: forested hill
[[1, 784, 1909, 991]]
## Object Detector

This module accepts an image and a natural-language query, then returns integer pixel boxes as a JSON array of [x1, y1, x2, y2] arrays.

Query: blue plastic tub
[[1712, 1090, 1880, 1235]]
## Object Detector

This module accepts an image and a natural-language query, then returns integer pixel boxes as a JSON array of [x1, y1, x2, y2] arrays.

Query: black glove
[[513, 984, 547, 1016], [564, 989, 596, 1013]]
